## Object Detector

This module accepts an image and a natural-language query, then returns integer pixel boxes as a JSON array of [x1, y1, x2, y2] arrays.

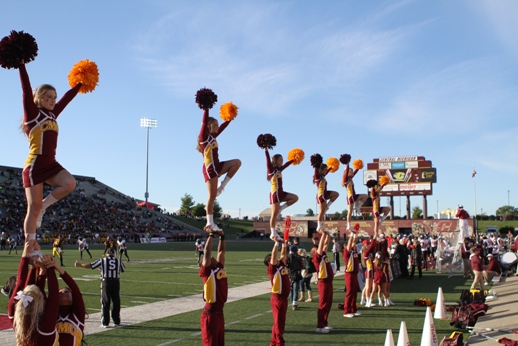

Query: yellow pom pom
[[326, 157, 340, 173], [219, 102, 238, 121], [287, 148, 305, 165], [353, 159, 364, 170], [68, 59, 99, 93], [380, 176, 390, 186]]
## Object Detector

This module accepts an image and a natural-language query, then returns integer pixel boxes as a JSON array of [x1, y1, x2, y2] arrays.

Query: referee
[[75, 247, 125, 328]]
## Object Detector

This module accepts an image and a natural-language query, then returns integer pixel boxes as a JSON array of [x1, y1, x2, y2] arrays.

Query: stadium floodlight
[[140, 118, 158, 206]]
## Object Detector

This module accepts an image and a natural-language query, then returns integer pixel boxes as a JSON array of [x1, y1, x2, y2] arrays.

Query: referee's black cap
[[107, 248, 116, 255]]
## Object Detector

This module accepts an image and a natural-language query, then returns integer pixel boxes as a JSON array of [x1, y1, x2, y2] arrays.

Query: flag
[[472, 169, 476, 178]]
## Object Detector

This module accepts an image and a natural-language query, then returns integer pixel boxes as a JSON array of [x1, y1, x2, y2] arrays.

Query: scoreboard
[[364, 156, 437, 196]]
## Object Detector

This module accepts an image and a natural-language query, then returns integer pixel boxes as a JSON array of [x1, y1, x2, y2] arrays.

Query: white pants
[[459, 219, 469, 238]]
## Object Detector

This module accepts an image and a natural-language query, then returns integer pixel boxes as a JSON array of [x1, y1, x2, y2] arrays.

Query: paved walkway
[[466, 274, 518, 345]]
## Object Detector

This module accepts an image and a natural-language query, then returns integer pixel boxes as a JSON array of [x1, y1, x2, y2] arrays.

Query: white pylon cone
[[434, 287, 448, 320], [397, 321, 410, 346], [385, 329, 395, 346], [421, 306, 438, 346]]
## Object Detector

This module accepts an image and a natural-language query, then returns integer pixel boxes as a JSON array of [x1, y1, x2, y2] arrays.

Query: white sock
[[42, 194, 58, 210], [220, 176, 231, 189], [207, 215, 214, 225], [270, 228, 277, 236], [279, 203, 289, 212], [347, 222, 351, 229], [326, 201, 334, 211], [27, 233, 36, 240], [317, 221, 322, 229]]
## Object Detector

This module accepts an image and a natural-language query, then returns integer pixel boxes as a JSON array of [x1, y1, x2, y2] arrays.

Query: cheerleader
[[311, 154, 339, 231], [0, 31, 98, 243], [260, 138, 303, 240], [340, 155, 368, 230], [8, 240, 61, 346], [264, 237, 290, 345], [313, 229, 334, 333], [371, 250, 393, 307], [366, 178, 391, 236], [196, 88, 241, 232], [342, 226, 361, 318], [360, 240, 375, 307]]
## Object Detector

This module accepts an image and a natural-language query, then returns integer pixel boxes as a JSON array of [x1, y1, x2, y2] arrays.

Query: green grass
[[0, 241, 473, 345]]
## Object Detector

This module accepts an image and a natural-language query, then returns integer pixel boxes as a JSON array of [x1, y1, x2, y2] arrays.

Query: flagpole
[[473, 168, 477, 237]]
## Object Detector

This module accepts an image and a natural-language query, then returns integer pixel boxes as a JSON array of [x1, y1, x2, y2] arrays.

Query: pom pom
[[68, 59, 99, 93], [366, 179, 378, 188], [353, 223, 360, 233], [257, 133, 276, 149], [380, 176, 390, 186], [220, 102, 238, 121], [0, 30, 38, 69], [339, 154, 351, 165], [287, 148, 305, 165], [326, 157, 340, 173], [353, 159, 364, 170], [195, 88, 218, 109], [310, 154, 323, 168]]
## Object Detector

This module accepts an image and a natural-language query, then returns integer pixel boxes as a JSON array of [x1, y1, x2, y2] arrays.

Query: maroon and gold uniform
[[57, 272, 85, 346], [373, 261, 390, 284], [199, 109, 230, 182], [8, 257, 60, 346], [342, 247, 359, 315], [314, 168, 330, 204], [267, 260, 290, 346], [342, 165, 359, 205], [19, 64, 81, 188], [266, 150, 292, 204], [199, 262, 228, 346], [313, 252, 334, 329], [371, 187, 380, 218]]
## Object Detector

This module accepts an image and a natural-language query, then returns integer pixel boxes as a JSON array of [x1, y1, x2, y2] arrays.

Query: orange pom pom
[[219, 102, 238, 121], [353, 159, 364, 170], [326, 157, 340, 173], [68, 59, 99, 93], [287, 148, 305, 165], [380, 176, 390, 186]]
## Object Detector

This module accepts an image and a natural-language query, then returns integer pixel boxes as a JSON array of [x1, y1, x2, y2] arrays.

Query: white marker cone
[[434, 287, 448, 320], [421, 306, 438, 346], [384, 329, 395, 346], [397, 321, 410, 346]]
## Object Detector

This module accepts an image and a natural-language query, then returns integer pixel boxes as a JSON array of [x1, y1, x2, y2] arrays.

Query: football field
[[0, 241, 470, 345]]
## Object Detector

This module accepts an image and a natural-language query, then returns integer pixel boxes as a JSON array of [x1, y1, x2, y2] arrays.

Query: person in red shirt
[[264, 148, 298, 241], [197, 91, 241, 232], [470, 246, 485, 291], [483, 254, 501, 285], [342, 229, 361, 318], [264, 238, 290, 345], [199, 229, 228, 346], [456, 205, 470, 238], [312, 229, 334, 333], [18, 63, 81, 244], [9, 240, 61, 346], [461, 237, 475, 279]]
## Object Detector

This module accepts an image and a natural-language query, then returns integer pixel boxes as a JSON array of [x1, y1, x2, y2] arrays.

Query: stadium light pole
[[140, 118, 157, 207]]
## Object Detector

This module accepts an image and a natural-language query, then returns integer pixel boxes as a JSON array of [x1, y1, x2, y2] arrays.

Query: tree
[[213, 200, 222, 219], [496, 205, 517, 217], [192, 203, 206, 218], [412, 206, 423, 219], [332, 212, 341, 220], [180, 193, 195, 215], [339, 209, 348, 220], [306, 208, 314, 216]]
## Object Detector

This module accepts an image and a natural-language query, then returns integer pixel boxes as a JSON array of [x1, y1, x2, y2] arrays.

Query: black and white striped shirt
[[91, 256, 125, 279]]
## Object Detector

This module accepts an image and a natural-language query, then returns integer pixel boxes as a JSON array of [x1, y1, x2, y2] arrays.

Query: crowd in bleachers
[[0, 168, 202, 245]]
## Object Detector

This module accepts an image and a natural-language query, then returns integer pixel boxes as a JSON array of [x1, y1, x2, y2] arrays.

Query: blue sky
[[1, 1, 517, 219]]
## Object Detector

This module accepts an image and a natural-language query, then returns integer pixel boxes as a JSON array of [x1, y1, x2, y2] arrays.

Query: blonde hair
[[373, 251, 384, 269], [196, 116, 218, 153], [33, 84, 56, 108], [13, 285, 45, 346]]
